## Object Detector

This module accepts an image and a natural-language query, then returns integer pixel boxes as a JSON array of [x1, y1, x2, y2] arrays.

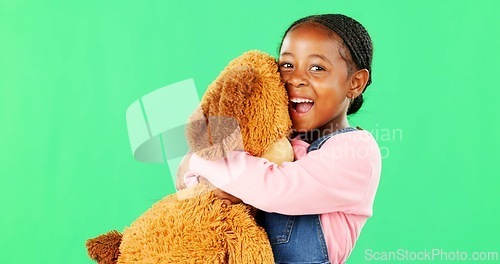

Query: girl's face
[[279, 22, 352, 134]]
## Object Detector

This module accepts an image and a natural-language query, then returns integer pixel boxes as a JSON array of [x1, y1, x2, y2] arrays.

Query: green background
[[1, 0, 499, 263]]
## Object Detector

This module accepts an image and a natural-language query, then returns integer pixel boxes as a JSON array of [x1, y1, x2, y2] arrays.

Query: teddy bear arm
[[261, 137, 294, 165]]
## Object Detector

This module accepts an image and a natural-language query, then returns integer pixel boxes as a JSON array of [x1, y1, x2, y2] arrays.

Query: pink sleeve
[[189, 131, 381, 215]]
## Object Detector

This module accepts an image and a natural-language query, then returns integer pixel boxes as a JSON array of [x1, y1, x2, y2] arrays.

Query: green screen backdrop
[[1, 0, 499, 263]]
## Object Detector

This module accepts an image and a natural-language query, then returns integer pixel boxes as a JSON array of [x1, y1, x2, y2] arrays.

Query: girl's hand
[[199, 177, 243, 205]]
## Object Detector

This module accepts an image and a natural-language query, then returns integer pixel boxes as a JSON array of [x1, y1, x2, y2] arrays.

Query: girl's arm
[[188, 131, 381, 216]]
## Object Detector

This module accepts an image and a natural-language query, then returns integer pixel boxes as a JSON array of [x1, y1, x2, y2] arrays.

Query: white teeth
[[290, 98, 313, 103]]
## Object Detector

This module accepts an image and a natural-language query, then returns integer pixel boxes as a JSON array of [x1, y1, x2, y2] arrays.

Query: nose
[[286, 69, 308, 88]]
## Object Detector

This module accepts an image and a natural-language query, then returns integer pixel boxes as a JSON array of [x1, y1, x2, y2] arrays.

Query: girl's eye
[[310, 65, 325, 71], [280, 63, 293, 69]]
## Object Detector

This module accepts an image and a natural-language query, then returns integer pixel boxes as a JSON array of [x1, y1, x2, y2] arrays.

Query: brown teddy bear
[[86, 50, 293, 264]]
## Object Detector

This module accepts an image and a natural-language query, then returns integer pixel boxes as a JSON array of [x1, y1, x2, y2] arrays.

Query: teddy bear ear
[[185, 106, 244, 161], [218, 65, 257, 118], [184, 107, 212, 158], [184, 65, 257, 160]]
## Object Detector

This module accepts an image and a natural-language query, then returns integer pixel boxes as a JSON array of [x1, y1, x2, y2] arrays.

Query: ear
[[86, 230, 122, 264], [218, 65, 256, 118], [349, 69, 369, 98]]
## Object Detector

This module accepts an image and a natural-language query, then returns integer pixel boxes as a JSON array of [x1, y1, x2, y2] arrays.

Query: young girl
[[187, 14, 381, 264]]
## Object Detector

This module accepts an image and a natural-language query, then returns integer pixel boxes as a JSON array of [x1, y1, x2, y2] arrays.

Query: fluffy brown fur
[[86, 50, 292, 263], [187, 51, 291, 159], [117, 184, 273, 263], [86, 230, 122, 264]]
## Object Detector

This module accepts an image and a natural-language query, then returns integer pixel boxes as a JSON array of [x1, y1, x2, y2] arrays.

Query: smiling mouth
[[290, 98, 314, 114]]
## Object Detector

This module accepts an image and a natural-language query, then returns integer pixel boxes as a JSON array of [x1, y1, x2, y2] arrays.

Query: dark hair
[[279, 14, 373, 115]]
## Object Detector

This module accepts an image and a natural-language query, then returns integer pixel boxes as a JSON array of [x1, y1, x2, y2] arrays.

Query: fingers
[[199, 177, 242, 205], [214, 189, 243, 205], [221, 199, 234, 206]]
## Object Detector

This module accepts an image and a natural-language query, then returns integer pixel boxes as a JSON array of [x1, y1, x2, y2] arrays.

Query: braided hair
[[279, 14, 373, 115]]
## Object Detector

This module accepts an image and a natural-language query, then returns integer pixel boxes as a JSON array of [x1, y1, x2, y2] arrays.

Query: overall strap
[[307, 127, 358, 152]]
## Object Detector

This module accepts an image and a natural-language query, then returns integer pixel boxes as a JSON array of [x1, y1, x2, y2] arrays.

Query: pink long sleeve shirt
[[187, 130, 382, 263]]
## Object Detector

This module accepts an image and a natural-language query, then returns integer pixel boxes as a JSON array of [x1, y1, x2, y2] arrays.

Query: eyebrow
[[280, 52, 332, 65]]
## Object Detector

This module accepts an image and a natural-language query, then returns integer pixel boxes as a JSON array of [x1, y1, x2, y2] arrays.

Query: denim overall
[[256, 127, 358, 264]]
